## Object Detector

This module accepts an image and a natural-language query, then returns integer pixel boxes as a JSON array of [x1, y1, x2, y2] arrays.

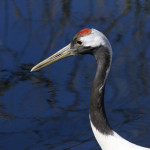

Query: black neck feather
[[89, 46, 113, 135]]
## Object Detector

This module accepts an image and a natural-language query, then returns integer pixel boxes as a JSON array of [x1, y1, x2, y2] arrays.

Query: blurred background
[[0, 0, 150, 149]]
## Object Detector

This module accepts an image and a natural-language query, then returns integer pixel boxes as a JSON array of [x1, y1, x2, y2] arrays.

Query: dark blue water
[[0, 0, 150, 149]]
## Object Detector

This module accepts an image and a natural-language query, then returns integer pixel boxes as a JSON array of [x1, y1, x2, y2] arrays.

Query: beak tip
[[30, 67, 35, 72]]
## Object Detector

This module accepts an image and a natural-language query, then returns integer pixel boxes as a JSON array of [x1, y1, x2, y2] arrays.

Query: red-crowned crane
[[31, 28, 150, 150]]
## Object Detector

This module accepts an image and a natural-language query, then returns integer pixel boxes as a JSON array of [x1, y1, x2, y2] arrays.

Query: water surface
[[0, 0, 150, 150]]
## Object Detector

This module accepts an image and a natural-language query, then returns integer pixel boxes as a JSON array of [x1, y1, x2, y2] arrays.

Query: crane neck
[[89, 46, 113, 135]]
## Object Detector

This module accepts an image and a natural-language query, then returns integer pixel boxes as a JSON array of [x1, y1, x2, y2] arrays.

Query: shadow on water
[[0, 0, 150, 149]]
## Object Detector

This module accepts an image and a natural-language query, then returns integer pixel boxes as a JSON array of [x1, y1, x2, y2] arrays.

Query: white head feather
[[80, 29, 112, 51]]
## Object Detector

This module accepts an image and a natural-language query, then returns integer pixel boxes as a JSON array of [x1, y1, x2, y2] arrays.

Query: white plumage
[[90, 120, 149, 150]]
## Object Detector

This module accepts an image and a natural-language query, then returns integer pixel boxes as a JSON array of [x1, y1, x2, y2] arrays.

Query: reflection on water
[[0, 0, 150, 149]]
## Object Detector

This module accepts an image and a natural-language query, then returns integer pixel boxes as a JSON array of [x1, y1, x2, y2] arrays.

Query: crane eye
[[76, 40, 82, 45]]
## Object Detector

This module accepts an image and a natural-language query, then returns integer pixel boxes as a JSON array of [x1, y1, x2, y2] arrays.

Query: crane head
[[31, 28, 111, 72]]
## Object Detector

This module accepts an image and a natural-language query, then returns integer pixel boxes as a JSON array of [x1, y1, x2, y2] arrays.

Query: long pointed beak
[[31, 43, 73, 72]]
